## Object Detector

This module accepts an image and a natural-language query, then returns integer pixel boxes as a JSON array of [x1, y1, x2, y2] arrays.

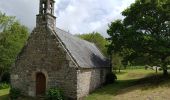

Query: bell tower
[[36, 0, 56, 29]]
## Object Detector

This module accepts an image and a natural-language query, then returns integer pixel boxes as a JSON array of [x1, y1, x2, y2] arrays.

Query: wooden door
[[36, 72, 46, 96]]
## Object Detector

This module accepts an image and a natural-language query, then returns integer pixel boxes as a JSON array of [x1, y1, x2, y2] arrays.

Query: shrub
[[159, 68, 163, 71], [1, 72, 10, 83], [46, 87, 64, 100], [10, 88, 21, 100], [105, 72, 117, 84], [0, 83, 10, 89]]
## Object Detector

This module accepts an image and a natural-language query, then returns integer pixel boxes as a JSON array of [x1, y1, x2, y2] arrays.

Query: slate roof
[[52, 28, 110, 68]]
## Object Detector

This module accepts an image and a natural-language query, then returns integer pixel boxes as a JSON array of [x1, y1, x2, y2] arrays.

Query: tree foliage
[[112, 53, 123, 72], [107, 0, 170, 75], [77, 32, 109, 57], [0, 12, 29, 81]]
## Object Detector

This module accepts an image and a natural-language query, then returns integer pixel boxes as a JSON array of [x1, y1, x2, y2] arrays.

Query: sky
[[0, 0, 135, 37]]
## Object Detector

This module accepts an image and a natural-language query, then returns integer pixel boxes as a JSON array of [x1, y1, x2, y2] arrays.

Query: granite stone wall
[[10, 26, 78, 99], [77, 68, 111, 99]]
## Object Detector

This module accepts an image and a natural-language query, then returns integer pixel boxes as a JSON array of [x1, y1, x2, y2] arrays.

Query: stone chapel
[[10, 0, 111, 99]]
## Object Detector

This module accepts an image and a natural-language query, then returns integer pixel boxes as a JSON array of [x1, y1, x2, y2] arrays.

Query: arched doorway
[[36, 72, 46, 96]]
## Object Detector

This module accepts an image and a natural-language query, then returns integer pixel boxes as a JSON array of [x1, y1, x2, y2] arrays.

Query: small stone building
[[10, 0, 111, 99]]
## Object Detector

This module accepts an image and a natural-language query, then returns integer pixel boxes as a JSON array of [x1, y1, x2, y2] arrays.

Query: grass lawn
[[85, 69, 170, 100], [0, 88, 9, 100]]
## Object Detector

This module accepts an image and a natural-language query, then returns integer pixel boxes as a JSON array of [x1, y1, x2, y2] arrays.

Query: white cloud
[[0, 0, 135, 37]]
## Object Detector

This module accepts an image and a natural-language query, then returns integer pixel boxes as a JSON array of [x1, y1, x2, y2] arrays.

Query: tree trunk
[[124, 66, 127, 70], [161, 57, 168, 76], [162, 64, 168, 76], [0, 76, 2, 82], [0, 73, 4, 82], [163, 69, 168, 76]]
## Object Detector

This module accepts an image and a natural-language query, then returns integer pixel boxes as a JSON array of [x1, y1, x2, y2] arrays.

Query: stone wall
[[77, 68, 111, 99], [10, 26, 78, 99]]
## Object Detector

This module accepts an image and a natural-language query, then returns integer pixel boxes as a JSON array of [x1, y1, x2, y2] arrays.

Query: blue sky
[[0, 0, 135, 36]]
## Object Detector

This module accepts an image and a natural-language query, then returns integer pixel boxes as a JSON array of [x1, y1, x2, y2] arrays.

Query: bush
[[0, 83, 10, 89], [10, 88, 21, 100], [46, 87, 64, 100], [159, 68, 163, 71], [1, 72, 10, 83], [105, 72, 117, 84]]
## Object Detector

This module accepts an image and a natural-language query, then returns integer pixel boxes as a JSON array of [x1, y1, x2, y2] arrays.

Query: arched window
[[50, 3, 53, 14], [42, 2, 46, 14], [42, 3, 45, 8], [50, 3, 53, 8]]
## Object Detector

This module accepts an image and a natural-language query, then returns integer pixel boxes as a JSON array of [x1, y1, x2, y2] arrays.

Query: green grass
[[85, 69, 168, 100], [0, 88, 9, 100], [116, 69, 155, 80]]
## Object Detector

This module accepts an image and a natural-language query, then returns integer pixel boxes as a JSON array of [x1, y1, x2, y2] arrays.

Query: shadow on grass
[[91, 74, 170, 96], [116, 74, 170, 95], [0, 94, 9, 100]]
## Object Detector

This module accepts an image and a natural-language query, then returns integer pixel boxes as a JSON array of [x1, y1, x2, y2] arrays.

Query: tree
[[77, 32, 109, 57], [112, 53, 123, 73], [107, 20, 135, 67], [0, 12, 29, 81], [107, 0, 170, 75]]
